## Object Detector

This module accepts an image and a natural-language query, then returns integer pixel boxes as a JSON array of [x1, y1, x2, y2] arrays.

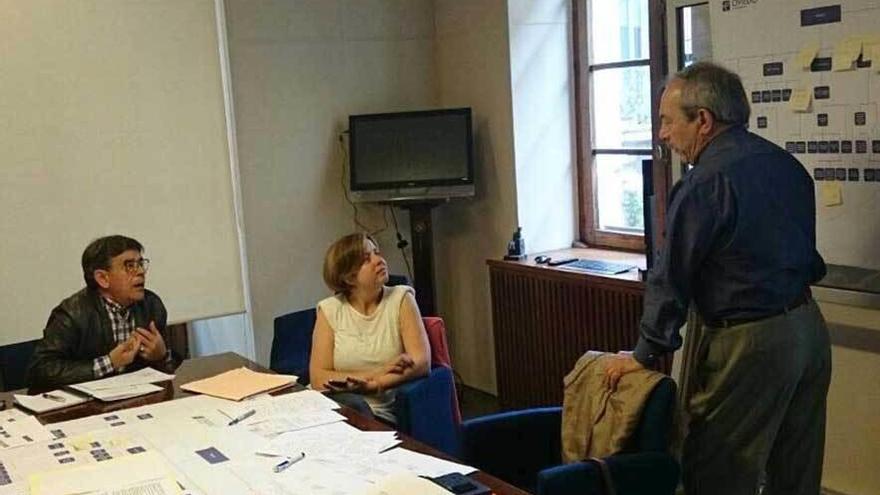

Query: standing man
[[604, 62, 831, 495], [27, 235, 172, 388]]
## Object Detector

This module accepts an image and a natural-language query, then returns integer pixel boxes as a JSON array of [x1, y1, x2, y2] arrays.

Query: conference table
[[0, 352, 529, 495]]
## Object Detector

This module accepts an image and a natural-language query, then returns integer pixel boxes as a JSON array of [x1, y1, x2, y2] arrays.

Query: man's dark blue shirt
[[634, 126, 826, 366]]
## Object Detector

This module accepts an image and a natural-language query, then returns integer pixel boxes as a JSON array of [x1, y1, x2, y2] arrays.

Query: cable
[[388, 205, 413, 281], [338, 133, 371, 233]]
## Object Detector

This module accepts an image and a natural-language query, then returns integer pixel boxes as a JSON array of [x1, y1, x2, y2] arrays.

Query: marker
[[227, 409, 256, 426], [41, 393, 66, 403], [273, 452, 306, 473]]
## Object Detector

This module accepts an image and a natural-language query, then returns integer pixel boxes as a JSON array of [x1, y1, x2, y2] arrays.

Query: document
[[28, 450, 182, 495], [70, 367, 173, 401], [0, 409, 53, 449], [367, 473, 453, 495], [71, 382, 164, 402], [181, 367, 296, 401], [14, 390, 88, 413]]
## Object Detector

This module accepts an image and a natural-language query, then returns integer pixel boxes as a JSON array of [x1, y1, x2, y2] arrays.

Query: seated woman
[[310, 233, 431, 424]]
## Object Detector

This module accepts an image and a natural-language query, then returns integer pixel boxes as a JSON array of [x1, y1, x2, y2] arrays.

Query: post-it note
[[820, 183, 843, 207]]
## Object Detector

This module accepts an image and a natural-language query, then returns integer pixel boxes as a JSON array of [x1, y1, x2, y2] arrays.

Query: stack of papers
[[70, 367, 174, 401], [181, 367, 296, 401], [13, 390, 88, 414]]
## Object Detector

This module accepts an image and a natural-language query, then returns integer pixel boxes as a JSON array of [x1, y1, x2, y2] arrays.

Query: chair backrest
[[0, 339, 39, 391], [630, 376, 677, 452], [422, 316, 461, 425], [270, 308, 317, 385]]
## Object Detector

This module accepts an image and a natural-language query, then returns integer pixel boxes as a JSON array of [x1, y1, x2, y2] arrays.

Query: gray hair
[[671, 62, 750, 126]]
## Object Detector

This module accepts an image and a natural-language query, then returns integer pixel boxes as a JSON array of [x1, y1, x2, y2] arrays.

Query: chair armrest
[[394, 366, 458, 456], [536, 452, 679, 495], [461, 407, 562, 492]]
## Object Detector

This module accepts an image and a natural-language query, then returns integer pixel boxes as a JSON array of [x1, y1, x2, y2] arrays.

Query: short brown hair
[[322, 233, 377, 295], [82, 235, 143, 289]]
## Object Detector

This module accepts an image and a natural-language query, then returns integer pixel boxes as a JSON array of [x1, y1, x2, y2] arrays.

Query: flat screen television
[[348, 108, 474, 202]]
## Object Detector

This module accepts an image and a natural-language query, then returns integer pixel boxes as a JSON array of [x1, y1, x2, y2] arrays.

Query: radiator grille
[[490, 267, 670, 409]]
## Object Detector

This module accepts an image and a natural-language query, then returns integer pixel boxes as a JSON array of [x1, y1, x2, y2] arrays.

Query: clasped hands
[[324, 353, 415, 394], [108, 321, 167, 370]]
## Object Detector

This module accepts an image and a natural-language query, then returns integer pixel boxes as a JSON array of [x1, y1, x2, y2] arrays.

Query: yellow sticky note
[[821, 183, 843, 207], [788, 88, 812, 112], [796, 42, 820, 69], [833, 37, 862, 71]]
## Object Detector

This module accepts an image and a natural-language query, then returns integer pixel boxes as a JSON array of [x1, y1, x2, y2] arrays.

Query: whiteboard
[[709, 0, 880, 272], [0, 0, 245, 345]]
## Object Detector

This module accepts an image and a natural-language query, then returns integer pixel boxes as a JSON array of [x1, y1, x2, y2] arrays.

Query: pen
[[227, 409, 256, 426], [41, 393, 66, 403], [273, 452, 305, 473]]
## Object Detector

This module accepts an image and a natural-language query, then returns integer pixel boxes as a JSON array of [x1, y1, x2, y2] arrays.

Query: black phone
[[428, 473, 490, 495], [326, 379, 349, 389]]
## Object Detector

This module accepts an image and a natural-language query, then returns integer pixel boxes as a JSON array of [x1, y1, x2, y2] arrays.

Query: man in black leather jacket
[[27, 235, 172, 388]]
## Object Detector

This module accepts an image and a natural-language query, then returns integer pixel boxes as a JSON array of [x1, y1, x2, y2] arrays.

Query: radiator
[[490, 265, 670, 409]]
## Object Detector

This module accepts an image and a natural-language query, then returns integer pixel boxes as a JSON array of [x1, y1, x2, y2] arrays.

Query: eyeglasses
[[121, 258, 150, 274]]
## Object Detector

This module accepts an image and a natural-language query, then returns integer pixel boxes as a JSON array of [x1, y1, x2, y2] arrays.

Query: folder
[[180, 367, 297, 401]]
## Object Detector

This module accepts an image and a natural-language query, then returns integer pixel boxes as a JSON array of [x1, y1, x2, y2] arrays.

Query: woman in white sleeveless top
[[310, 233, 431, 423]]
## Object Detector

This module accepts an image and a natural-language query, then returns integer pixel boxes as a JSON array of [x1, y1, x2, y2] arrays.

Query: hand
[[324, 376, 378, 394], [108, 335, 140, 370], [134, 321, 167, 362], [380, 353, 414, 375], [603, 351, 645, 392]]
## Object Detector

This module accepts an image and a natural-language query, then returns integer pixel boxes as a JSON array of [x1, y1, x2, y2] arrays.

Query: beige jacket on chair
[[561, 351, 666, 463]]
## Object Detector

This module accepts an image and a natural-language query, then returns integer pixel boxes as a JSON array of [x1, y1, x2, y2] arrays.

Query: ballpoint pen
[[273, 452, 306, 473], [227, 409, 256, 426], [41, 393, 66, 403]]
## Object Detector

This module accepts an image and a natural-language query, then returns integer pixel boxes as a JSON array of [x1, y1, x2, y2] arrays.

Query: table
[[1, 352, 529, 495]]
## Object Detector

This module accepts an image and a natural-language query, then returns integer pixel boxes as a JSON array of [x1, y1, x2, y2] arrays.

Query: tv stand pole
[[400, 201, 440, 316]]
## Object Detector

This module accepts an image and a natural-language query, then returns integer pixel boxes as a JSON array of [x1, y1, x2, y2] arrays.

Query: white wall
[[433, 0, 519, 393], [224, 0, 437, 366], [817, 302, 880, 495], [507, 0, 577, 253]]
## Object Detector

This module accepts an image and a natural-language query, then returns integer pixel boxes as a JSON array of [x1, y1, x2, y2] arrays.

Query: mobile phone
[[326, 379, 348, 389]]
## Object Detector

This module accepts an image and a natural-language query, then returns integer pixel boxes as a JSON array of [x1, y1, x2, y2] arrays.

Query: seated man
[[27, 235, 172, 388]]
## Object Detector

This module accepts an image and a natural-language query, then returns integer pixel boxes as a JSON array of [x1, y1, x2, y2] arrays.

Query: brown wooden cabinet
[[488, 249, 670, 409]]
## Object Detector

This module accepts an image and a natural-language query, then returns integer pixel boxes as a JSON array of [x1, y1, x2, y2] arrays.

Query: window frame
[[573, 0, 671, 252]]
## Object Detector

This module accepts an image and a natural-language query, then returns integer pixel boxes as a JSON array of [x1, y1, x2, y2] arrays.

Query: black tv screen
[[349, 108, 474, 200]]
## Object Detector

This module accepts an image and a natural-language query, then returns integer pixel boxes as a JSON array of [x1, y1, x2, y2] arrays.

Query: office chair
[[461, 377, 679, 495], [0, 339, 39, 391]]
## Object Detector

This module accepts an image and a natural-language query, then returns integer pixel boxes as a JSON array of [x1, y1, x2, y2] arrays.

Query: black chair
[[0, 339, 39, 391], [461, 377, 679, 495]]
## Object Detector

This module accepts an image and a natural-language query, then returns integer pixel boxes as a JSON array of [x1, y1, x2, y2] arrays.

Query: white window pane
[[589, 0, 649, 64], [596, 154, 647, 234], [592, 66, 652, 150]]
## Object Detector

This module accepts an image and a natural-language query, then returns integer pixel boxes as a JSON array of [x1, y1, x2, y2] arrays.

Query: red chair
[[422, 316, 462, 425]]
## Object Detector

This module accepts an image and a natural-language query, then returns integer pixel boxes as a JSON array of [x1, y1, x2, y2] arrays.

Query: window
[[574, 0, 668, 251]]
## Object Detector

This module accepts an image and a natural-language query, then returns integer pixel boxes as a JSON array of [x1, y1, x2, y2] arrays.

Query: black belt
[[706, 289, 812, 329]]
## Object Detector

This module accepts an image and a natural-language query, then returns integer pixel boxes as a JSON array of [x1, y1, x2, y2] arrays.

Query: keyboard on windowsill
[[564, 259, 636, 275]]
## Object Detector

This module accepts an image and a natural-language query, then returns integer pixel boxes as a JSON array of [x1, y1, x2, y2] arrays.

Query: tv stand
[[395, 200, 444, 316]]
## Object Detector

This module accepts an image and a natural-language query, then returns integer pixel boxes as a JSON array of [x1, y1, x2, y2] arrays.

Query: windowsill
[[487, 247, 647, 287]]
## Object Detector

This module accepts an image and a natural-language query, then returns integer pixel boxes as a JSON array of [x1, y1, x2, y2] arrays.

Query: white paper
[[367, 473, 454, 495], [242, 410, 346, 438], [14, 390, 89, 413], [269, 422, 399, 461], [29, 450, 182, 495], [71, 382, 164, 401], [0, 409, 53, 449], [76, 367, 175, 390]]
